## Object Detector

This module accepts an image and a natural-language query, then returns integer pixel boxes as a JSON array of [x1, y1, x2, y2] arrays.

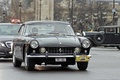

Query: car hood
[[0, 35, 14, 42], [34, 36, 81, 47]]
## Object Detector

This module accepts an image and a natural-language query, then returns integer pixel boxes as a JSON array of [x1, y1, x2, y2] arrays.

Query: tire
[[13, 47, 22, 67], [61, 64, 68, 68], [117, 46, 120, 50], [77, 62, 88, 70], [93, 34, 105, 45], [24, 53, 35, 71]]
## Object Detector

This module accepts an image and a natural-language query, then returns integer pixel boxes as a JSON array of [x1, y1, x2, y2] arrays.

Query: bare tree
[[0, 0, 11, 22], [10, 0, 20, 19], [54, 0, 64, 20]]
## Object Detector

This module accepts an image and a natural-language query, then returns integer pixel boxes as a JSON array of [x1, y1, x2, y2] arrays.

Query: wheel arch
[[87, 37, 97, 47]]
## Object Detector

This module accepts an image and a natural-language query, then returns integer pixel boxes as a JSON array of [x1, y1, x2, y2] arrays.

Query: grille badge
[[59, 48, 62, 53]]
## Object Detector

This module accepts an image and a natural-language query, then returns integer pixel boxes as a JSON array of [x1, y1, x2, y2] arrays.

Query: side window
[[105, 28, 116, 33]]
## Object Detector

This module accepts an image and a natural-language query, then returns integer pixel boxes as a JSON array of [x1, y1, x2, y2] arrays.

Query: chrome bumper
[[27, 54, 92, 62]]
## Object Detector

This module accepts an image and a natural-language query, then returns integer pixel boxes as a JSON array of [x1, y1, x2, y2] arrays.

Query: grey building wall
[[35, 0, 54, 20]]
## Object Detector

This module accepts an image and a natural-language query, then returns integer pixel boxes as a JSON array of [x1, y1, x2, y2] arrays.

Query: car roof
[[24, 21, 70, 25], [100, 25, 120, 28], [0, 23, 21, 26]]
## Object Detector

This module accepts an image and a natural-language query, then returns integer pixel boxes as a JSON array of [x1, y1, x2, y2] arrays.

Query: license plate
[[76, 55, 90, 62], [55, 58, 66, 62]]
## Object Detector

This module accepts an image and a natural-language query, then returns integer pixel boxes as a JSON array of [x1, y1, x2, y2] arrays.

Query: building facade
[[35, 0, 54, 20]]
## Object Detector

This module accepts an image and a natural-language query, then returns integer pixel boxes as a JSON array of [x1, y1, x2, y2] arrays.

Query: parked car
[[12, 21, 91, 71], [82, 25, 120, 50], [0, 23, 21, 58]]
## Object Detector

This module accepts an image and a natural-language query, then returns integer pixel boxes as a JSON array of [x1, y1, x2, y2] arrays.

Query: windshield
[[0, 24, 21, 35], [26, 23, 75, 36]]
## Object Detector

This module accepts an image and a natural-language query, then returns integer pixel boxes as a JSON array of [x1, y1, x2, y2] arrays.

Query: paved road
[[0, 47, 120, 80]]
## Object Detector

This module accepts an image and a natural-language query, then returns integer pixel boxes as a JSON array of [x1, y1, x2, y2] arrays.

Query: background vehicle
[[12, 21, 91, 71], [83, 25, 120, 50], [0, 23, 21, 58], [82, 31, 104, 46]]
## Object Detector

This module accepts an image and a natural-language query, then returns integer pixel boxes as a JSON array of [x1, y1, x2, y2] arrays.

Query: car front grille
[[45, 47, 75, 53], [5, 41, 12, 48]]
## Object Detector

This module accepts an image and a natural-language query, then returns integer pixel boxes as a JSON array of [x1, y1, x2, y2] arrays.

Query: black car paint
[[0, 23, 21, 58], [32, 35, 81, 47], [83, 25, 120, 49], [0, 36, 14, 58], [12, 21, 91, 70], [13, 35, 82, 59]]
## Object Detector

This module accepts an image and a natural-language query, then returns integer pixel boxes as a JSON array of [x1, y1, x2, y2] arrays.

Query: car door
[[14, 25, 25, 60], [103, 27, 116, 44], [115, 27, 120, 44]]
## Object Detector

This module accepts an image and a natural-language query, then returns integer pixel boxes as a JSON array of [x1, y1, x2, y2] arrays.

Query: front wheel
[[24, 53, 35, 71], [93, 34, 105, 46], [116, 46, 120, 50], [77, 62, 88, 70], [13, 47, 22, 67]]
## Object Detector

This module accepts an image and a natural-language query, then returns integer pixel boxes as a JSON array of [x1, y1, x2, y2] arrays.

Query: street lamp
[[102, 12, 107, 25], [112, 0, 118, 25], [68, 0, 74, 27], [40, 0, 42, 20], [93, 13, 98, 20], [112, 0, 115, 25], [2, 11, 6, 23], [85, 14, 89, 21], [71, 0, 74, 27], [19, 1, 22, 22]]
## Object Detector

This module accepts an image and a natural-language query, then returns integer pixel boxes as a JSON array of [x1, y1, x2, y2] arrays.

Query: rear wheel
[[24, 53, 35, 71], [77, 62, 88, 70], [13, 47, 22, 67]]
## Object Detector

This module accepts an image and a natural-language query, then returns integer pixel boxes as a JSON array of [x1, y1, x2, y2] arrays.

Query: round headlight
[[74, 47, 81, 53], [0, 43, 5, 47], [40, 48, 46, 53], [82, 39, 90, 48], [30, 40, 39, 49]]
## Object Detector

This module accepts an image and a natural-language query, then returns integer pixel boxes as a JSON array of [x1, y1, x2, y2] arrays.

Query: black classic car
[[82, 25, 120, 50], [12, 21, 91, 71], [0, 23, 21, 58]]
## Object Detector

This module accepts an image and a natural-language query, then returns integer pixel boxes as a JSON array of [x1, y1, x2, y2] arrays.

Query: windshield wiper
[[64, 34, 75, 36], [49, 32, 60, 34]]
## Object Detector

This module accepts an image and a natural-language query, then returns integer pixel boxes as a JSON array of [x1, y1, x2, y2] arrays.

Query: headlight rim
[[82, 39, 91, 48], [30, 40, 39, 49]]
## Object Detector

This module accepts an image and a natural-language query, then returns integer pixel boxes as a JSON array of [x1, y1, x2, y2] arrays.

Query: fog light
[[40, 48, 46, 53], [74, 48, 81, 53], [33, 50, 36, 53]]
